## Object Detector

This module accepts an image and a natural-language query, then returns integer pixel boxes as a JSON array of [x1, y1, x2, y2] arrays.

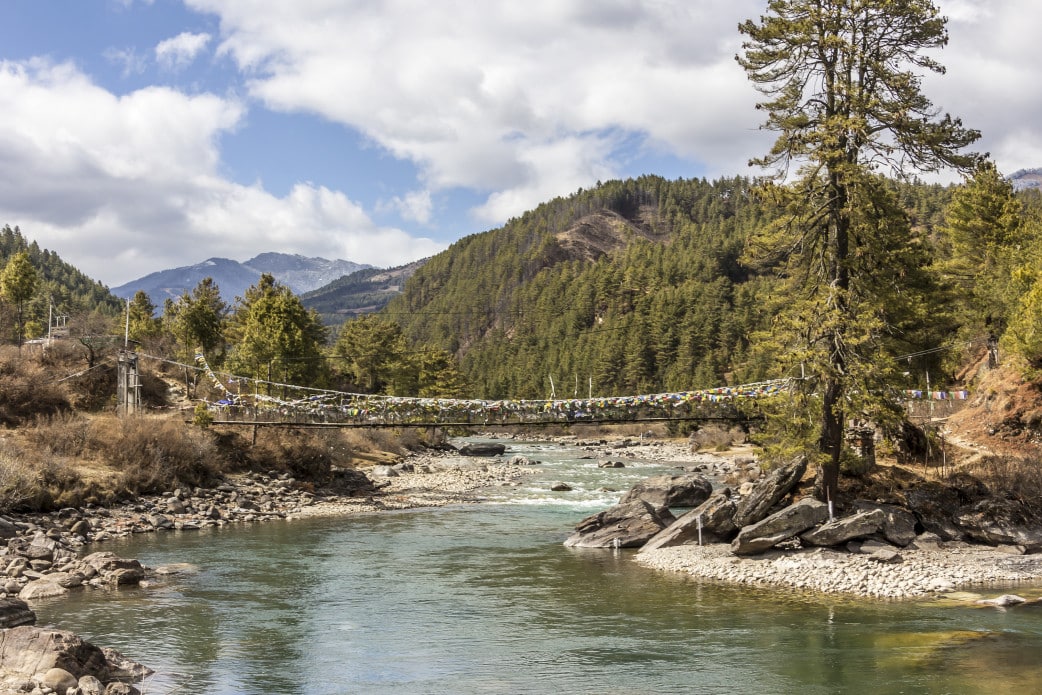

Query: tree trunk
[[819, 377, 842, 504]]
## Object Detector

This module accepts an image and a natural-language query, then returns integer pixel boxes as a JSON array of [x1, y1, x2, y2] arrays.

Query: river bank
[[6, 436, 1042, 606]]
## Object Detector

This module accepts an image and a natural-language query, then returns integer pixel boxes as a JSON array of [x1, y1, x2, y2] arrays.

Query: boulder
[[0, 627, 110, 683], [101, 647, 154, 683], [800, 508, 887, 547], [18, 580, 69, 601], [731, 498, 829, 556], [640, 489, 738, 552], [564, 500, 676, 548], [619, 473, 713, 510], [851, 500, 918, 547], [324, 467, 378, 496], [77, 674, 105, 695], [458, 443, 507, 457], [904, 480, 968, 541], [0, 517, 21, 540], [954, 498, 1042, 551], [733, 455, 807, 528], [77, 552, 145, 586], [40, 667, 77, 693], [0, 598, 35, 628]]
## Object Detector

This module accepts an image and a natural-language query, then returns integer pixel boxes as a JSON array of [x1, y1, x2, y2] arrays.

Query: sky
[[0, 0, 1038, 288]]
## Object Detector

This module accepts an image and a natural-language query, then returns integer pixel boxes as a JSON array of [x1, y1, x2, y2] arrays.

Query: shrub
[[99, 416, 220, 494], [24, 412, 92, 457], [0, 445, 38, 511], [247, 427, 334, 480], [0, 346, 71, 425]]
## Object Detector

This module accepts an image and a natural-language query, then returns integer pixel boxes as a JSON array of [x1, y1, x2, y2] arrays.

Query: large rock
[[733, 455, 807, 528], [0, 598, 35, 628], [78, 552, 144, 586], [800, 508, 887, 547], [904, 477, 986, 541], [458, 443, 507, 457], [18, 580, 69, 601], [851, 500, 918, 547], [564, 500, 676, 548], [640, 489, 738, 552], [0, 627, 110, 683], [619, 473, 713, 510], [731, 498, 829, 556], [954, 499, 1042, 551]]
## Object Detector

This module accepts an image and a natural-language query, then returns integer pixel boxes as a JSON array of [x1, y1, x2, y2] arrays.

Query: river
[[33, 439, 1042, 694]]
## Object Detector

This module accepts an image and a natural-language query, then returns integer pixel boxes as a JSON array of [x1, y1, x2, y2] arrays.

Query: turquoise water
[[33, 441, 1042, 694]]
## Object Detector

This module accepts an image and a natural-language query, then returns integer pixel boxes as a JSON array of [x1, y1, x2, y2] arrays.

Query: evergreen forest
[[384, 174, 978, 400]]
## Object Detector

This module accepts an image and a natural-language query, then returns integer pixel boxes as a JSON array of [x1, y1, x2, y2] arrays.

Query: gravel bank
[[290, 453, 537, 519], [635, 541, 1042, 599]]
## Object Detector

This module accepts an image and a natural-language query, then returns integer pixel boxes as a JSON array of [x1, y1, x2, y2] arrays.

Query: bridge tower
[[117, 349, 141, 416]]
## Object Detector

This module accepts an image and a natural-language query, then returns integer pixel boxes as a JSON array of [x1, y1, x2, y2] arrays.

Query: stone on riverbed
[[641, 489, 738, 552], [976, 594, 1027, 607], [732, 455, 807, 528], [458, 443, 507, 457], [851, 500, 917, 547], [800, 508, 887, 548], [732, 498, 829, 556], [619, 473, 713, 510], [564, 499, 676, 548]]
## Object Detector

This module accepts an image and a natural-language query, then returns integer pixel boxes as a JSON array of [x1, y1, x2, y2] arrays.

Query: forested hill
[[385, 175, 952, 400], [0, 224, 123, 321]]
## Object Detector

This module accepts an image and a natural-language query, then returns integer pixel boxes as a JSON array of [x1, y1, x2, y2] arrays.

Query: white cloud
[[103, 46, 148, 78], [0, 59, 442, 286], [182, 0, 1042, 218], [188, 0, 767, 222], [155, 32, 212, 71], [383, 189, 434, 225]]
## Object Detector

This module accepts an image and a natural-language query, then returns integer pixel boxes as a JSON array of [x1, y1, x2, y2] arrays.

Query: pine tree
[[0, 251, 39, 347], [127, 290, 161, 343], [941, 160, 1024, 337], [737, 0, 979, 501], [165, 277, 228, 365], [226, 274, 329, 388]]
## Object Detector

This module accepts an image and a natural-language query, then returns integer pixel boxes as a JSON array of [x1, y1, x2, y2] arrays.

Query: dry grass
[[96, 416, 221, 494], [963, 455, 1042, 515]]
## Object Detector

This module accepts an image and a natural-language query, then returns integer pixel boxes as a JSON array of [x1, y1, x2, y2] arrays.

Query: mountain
[[111, 253, 370, 303], [301, 259, 428, 325], [384, 175, 956, 399], [1009, 168, 1042, 191]]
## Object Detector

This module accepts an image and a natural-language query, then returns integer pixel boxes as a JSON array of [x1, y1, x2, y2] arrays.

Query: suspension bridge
[[124, 352, 786, 429], [118, 351, 969, 430]]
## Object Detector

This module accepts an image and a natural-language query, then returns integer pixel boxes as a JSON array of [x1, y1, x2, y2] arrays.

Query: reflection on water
[[32, 441, 1042, 694]]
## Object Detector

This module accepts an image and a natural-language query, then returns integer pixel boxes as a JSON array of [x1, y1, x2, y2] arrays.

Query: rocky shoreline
[[2, 435, 1042, 690]]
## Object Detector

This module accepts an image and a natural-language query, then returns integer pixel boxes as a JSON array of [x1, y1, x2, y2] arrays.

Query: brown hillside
[[553, 208, 666, 262], [944, 361, 1042, 462]]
